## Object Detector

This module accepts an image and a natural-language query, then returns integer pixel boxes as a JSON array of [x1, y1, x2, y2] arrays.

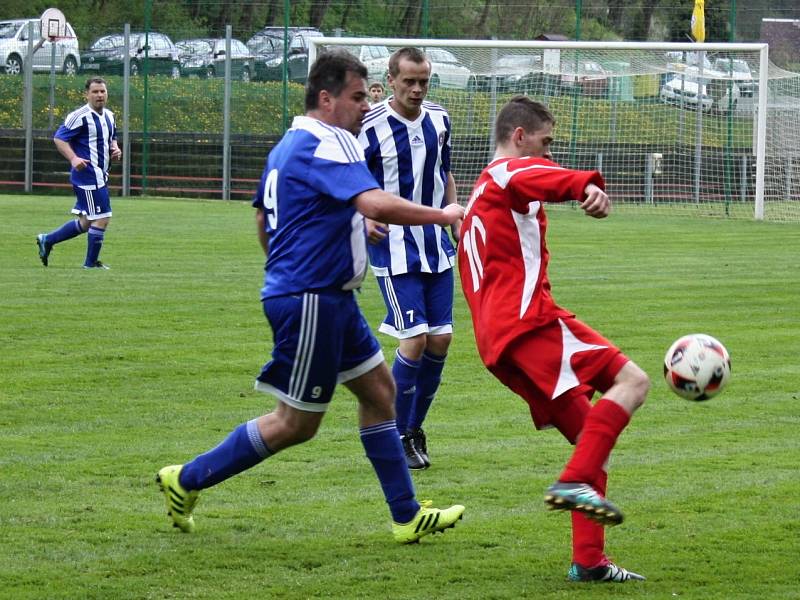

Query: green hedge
[[0, 73, 752, 147], [0, 74, 305, 135]]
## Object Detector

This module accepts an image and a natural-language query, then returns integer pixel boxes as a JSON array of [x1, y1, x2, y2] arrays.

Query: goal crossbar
[[309, 37, 800, 220]]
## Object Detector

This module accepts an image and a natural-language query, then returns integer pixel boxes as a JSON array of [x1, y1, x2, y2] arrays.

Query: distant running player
[[37, 77, 120, 269]]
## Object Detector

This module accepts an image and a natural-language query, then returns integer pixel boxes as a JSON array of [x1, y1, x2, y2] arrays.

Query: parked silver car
[[81, 32, 181, 78], [0, 18, 80, 75], [426, 48, 474, 90]]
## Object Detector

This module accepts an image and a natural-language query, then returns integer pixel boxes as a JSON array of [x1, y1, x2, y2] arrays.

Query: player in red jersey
[[458, 96, 649, 583]]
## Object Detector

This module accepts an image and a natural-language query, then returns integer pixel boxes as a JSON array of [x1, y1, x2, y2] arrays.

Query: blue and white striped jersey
[[358, 99, 456, 276], [253, 116, 379, 300], [54, 104, 116, 190]]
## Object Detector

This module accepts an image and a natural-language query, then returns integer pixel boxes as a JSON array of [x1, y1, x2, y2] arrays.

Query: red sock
[[559, 398, 630, 484], [571, 470, 608, 567]]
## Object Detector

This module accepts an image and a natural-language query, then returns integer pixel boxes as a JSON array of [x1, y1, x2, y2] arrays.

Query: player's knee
[[612, 362, 650, 411], [425, 332, 452, 356], [283, 419, 319, 445], [274, 408, 321, 446], [293, 427, 318, 444], [398, 335, 426, 361], [625, 364, 651, 408], [376, 374, 396, 405]]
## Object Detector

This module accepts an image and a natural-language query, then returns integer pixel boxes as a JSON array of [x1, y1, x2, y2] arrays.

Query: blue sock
[[409, 351, 447, 430], [392, 350, 420, 433], [360, 420, 419, 523], [46, 219, 84, 245], [84, 226, 105, 266], [179, 419, 272, 491]]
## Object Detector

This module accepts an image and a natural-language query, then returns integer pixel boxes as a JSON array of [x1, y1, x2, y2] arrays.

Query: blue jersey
[[253, 116, 378, 299], [358, 99, 456, 276], [54, 104, 116, 190]]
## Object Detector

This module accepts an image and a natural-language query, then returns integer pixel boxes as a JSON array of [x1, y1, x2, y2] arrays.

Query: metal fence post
[[122, 24, 131, 197], [142, 0, 152, 194], [740, 154, 747, 202], [24, 21, 34, 193], [223, 25, 232, 200], [694, 53, 705, 204], [49, 42, 56, 130]]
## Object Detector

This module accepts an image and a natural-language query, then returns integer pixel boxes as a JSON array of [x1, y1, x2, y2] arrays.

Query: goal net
[[311, 38, 800, 222]]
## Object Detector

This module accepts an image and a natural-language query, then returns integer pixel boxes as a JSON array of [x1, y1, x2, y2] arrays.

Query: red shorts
[[489, 317, 629, 432]]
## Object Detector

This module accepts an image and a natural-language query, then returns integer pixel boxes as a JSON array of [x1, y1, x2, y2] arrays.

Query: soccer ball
[[663, 334, 731, 401]]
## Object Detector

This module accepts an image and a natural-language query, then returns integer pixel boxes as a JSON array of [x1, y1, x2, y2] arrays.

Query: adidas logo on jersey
[[410, 134, 424, 146]]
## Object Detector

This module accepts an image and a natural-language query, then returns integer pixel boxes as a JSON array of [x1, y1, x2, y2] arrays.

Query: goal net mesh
[[317, 39, 800, 222]]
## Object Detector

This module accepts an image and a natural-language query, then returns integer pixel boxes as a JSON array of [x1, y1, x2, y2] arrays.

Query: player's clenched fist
[[440, 202, 465, 225], [580, 183, 610, 218]]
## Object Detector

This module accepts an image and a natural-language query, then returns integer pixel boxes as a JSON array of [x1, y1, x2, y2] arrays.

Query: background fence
[[1, 0, 799, 206]]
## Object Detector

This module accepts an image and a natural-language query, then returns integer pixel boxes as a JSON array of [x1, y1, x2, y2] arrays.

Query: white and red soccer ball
[[663, 334, 731, 401]]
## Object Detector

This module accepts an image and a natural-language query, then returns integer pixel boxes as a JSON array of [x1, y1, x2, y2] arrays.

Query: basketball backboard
[[40, 7, 68, 40]]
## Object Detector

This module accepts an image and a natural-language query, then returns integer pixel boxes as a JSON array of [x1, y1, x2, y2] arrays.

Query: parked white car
[[0, 18, 80, 75], [713, 58, 754, 97], [426, 48, 474, 90], [344, 44, 390, 85], [660, 73, 740, 113]]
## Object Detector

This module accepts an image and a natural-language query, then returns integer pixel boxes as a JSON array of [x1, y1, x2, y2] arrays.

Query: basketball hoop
[[40, 7, 68, 41]]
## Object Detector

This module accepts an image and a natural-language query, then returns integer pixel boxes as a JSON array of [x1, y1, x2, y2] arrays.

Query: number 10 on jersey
[[462, 215, 486, 292]]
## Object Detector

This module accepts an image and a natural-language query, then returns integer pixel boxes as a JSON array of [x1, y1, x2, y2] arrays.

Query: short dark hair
[[305, 50, 367, 111], [388, 47, 429, 77], [85, 77, 107, 90], [494, 96, 555, 143]]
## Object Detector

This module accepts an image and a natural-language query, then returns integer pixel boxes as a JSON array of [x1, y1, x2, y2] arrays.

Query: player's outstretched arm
[[580, 183, 610, 219], [355, 188, 464, 227]]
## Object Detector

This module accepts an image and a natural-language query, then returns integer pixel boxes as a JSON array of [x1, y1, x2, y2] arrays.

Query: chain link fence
[[1, 1, 798, 201]]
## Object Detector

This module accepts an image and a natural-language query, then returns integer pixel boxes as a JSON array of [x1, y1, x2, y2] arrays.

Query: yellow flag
[[691, 0, 705, 43]]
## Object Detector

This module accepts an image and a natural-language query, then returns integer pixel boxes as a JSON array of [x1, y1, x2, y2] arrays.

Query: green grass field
[[2, 194, 799, 599]]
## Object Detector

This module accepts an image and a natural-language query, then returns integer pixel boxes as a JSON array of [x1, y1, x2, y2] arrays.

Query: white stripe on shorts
[[383, 277, 404, 331], [85, 189, 95, 216], [288, 293, 318, 400]]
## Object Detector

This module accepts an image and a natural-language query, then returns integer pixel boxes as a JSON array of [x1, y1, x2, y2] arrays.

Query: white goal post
[[310, 38, 800, 222]]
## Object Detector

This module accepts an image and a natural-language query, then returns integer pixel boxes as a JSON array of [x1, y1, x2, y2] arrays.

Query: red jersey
[[457, 156, 605, 367]]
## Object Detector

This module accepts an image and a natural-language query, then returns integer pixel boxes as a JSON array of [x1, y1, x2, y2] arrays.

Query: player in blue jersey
[[358, 48, 460, 470], [156, 50, 466, 543], [37, 77, 120, 269]]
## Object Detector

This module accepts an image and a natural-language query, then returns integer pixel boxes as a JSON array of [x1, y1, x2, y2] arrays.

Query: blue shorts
[[71, 185, 112, 220], [376, 270, 454, 339], [255, 291, 384, 412]]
